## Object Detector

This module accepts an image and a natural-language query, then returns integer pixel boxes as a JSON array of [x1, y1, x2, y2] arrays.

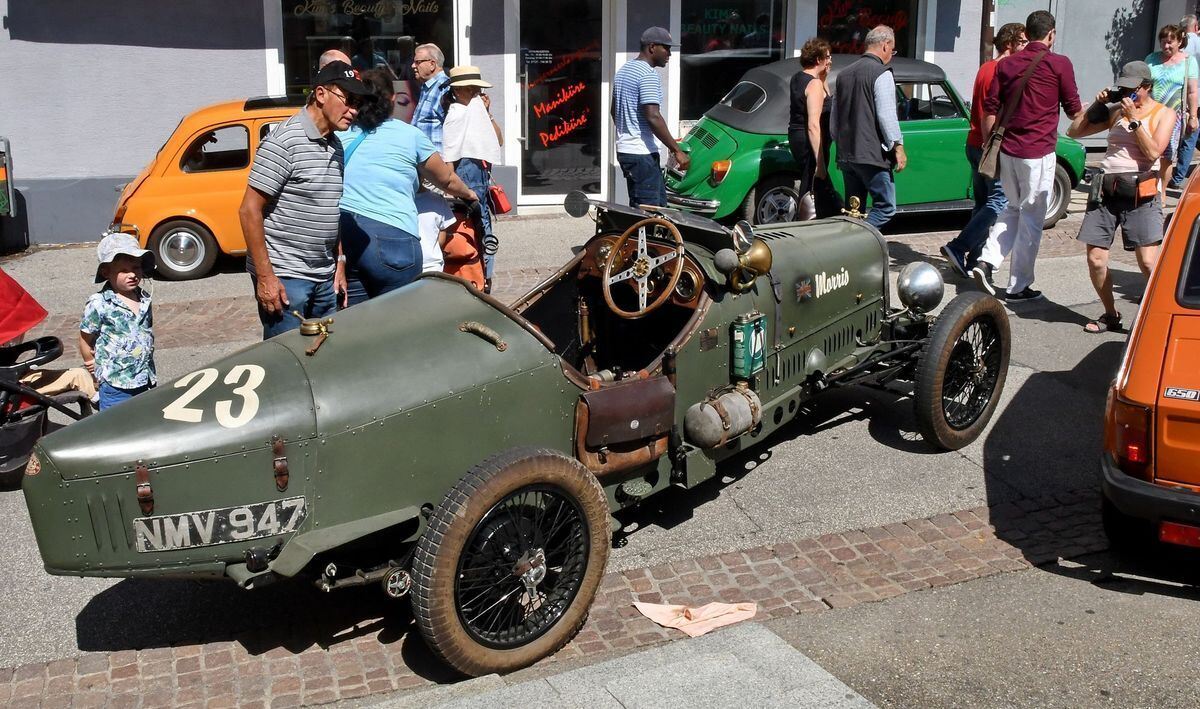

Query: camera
[[1103, 86, 1137, 104]]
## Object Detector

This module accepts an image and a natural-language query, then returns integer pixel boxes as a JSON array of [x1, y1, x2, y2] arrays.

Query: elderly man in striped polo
[[238, 61, 369, 339]]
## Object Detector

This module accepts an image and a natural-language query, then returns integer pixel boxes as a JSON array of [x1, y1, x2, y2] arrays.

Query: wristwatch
[[1128, 119, 1141, 131]]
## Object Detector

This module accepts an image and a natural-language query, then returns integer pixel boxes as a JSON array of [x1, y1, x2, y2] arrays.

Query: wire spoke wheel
[[914, 292, 1011, 450], [411, 448, 609, 676], [455, 485, 590, 648]]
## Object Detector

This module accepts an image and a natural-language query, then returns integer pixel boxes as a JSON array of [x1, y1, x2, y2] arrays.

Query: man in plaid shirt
[[412, 43, 451, 151]]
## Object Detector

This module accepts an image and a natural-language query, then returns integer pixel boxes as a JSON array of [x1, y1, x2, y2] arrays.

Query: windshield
[[719, 82, 767, 113]]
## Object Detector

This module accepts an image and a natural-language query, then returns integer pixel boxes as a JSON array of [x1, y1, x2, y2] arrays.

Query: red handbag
[[487, 181, 512, 215]]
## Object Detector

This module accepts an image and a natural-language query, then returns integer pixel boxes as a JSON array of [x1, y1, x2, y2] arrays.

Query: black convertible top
[[706, 54, 948, 135]]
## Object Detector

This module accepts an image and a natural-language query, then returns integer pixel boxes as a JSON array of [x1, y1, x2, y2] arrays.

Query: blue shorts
[[98, 382, 152, 411]]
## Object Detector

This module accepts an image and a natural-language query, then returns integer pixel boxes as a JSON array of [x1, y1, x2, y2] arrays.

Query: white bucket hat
[[95, 231, 155, 283]]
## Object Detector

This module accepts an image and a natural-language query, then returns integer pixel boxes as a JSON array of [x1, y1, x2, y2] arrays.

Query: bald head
[[319, 49, 351, 69]]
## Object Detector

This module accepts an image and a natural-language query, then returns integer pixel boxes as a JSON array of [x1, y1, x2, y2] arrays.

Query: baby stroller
[[0, 270, 92, 489]]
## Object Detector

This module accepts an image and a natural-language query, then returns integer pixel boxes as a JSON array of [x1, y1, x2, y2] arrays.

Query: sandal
[[1084, 312, 1122, 333]]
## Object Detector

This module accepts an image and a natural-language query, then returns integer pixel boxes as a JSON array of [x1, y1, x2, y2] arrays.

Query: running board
[[894, 199, 975, 213]]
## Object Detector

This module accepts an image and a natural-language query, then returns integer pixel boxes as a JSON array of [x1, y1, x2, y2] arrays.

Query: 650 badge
[[133, 497, 307, 553]]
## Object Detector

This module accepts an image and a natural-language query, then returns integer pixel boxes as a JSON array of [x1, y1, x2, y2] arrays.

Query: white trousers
[[979, 152, 1055, 294]]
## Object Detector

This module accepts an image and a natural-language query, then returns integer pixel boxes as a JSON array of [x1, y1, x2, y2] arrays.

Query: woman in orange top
[[1067, 61, 1175, 333]]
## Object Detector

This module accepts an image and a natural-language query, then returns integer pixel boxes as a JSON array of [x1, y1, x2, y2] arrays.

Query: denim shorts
[[617, 152, 667, 207], [98, 382, 152, 411]]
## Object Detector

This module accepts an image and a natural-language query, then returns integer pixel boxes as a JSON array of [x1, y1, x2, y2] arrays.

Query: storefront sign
[[528, 40, 599, 88], [539, 109, 591, 147], [817, 0, 912, 55], [291, 0, 441, 20]]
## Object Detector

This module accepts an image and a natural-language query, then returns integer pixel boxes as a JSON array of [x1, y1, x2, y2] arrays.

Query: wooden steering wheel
[[602, 217, 686, 319]]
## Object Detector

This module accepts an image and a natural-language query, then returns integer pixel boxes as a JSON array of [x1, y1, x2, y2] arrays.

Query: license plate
[[132, 496, 307, 553]]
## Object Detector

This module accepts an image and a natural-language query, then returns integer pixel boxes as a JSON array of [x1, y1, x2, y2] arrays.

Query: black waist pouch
[[1102, 170, 1156, 202]]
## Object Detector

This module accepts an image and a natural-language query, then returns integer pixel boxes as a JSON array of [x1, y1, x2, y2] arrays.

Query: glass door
[[518, 0, 606, 203]]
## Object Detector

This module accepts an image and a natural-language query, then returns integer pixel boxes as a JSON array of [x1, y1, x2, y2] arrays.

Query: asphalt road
[[0, 212, 1145, 671]]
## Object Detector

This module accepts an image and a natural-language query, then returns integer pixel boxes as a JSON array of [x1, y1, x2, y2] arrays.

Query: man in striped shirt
[[612, 27, 690, 207], [238, 61, 369, 338]]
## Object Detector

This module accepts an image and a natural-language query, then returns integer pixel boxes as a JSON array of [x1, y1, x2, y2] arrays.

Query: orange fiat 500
[[1102, 179, 1200, 549], [112, 96, 305, 280]]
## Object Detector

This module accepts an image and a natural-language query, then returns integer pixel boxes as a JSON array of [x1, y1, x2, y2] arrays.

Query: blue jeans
[[947, 144, 1008, 264], [98, 382, 152, 411], [617, 152, 667, 207], [340, 211, 422, 302], [1172, 126, 1199, 187], [455, 158, 495, 278], [841, 162, 896, 228], [252, 274, 337, 339]]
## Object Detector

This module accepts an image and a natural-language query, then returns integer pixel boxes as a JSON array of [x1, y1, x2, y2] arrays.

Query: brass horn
[[729, 239, 773, 293]]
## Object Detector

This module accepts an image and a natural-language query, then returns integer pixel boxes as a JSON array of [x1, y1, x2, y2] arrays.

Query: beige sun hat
[[447, 65, 492, 88]]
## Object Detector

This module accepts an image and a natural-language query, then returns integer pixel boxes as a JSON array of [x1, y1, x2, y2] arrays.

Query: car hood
[[667, 118, 740, 193]]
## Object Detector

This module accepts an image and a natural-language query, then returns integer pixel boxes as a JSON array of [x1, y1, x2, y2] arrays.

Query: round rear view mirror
[[732, 220, 755, 254], [564, 190, 591, 218]]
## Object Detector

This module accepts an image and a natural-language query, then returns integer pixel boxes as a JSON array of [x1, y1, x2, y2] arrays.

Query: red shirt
[[983, 41, 1082, 159], [967, 59, 999, 148]]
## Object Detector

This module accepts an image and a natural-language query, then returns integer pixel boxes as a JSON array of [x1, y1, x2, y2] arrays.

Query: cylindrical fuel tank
[[684, 384, 763, 449]]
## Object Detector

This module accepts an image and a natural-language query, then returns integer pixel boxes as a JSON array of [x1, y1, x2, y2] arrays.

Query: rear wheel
[[1043, 164, 1072, 229], [410, 448, 610, 676], [149, 220, 218, 280], [914, 292, 1011, 450], [742, 175, 802, 225]]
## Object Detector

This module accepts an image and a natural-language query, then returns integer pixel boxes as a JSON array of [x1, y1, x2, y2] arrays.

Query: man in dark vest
[[831, 25, 907, 228]]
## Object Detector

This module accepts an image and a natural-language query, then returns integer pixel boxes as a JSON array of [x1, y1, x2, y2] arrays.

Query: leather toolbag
[[578, 376, 675, 449]]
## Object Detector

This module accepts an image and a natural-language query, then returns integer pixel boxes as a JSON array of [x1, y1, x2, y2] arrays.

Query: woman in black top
[[788, 38, 842, 219]]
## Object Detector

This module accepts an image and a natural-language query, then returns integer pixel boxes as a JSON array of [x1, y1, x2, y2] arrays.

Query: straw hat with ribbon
[[447, 65, 492, 88]]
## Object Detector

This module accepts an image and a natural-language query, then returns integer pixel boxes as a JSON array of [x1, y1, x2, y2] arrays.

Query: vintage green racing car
[[666, 55, 1087, 228], [21, 195, 1010, 675]]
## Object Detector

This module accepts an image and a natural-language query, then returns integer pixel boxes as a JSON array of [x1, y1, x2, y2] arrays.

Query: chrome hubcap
[[162, 229, 203, 270]]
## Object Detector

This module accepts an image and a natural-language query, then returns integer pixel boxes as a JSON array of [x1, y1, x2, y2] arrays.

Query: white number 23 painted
[[162, 364, 266, 428]]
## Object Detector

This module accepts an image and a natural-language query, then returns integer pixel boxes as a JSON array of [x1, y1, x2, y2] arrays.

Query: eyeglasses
[[413, 58, 436, 66], [1016, 38, 1029, 46], [326, 87, 361, 109]]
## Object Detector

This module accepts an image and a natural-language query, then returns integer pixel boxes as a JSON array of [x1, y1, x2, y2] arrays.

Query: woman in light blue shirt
[[336, 69, 478, 304]]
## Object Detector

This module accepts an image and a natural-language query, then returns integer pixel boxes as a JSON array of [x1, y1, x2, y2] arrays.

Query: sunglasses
[[326, 87, 361, 108]]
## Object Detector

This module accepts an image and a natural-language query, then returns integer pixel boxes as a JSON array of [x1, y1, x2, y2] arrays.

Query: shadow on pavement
[[74, 576, 456, 681]]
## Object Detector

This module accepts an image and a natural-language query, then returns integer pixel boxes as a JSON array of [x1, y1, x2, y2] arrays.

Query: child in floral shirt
[[79, 233, 157, 410]]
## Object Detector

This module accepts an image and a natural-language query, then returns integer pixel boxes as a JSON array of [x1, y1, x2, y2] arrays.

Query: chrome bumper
[[665, 190, 720, 215]]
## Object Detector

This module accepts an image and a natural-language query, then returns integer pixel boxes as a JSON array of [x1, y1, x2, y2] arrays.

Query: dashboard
[[578, 234, 706, 308]]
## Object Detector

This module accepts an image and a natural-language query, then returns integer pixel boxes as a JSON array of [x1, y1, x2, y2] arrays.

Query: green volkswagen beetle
[[666, 55, 1087, 229]]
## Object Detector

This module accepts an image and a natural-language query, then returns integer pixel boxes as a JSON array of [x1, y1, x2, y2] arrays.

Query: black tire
[[149, 220, 218, 280], [1043, 163, 1072, 229], [410, 447, 610, 676], [742, 174, 803, 225], [1101, 496, 1155, 551], [914, 292, 1011, 450]]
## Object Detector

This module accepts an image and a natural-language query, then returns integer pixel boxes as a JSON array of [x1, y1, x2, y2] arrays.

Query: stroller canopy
[[0, 268, 47, 345]]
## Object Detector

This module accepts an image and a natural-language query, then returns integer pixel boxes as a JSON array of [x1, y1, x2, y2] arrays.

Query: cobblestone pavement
[[0, 487, 1105, 708]]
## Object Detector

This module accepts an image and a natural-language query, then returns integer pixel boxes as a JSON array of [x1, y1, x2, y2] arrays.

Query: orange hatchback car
[[1102, 182, 1200, 549], [112, 96, 305, 279]]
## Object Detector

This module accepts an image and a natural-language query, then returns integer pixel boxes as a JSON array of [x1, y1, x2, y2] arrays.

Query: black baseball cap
[[640, 26, 678, 47], [312, 61, 370, 95]]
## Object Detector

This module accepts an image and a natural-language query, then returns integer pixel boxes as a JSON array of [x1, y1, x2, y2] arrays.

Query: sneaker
[[971, 262, 996, 296], [1005, 287, 1044, 303], [940, 244, 968, 278]]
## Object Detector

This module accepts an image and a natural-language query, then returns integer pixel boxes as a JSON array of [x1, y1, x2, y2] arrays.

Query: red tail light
[[1104, 387, 1153, 480], [1159, 520, 1200, 548], [709, 160, 731, 185]]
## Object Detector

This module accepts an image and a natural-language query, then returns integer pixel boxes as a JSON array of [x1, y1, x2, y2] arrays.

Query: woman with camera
[[1066, 61, 1175, 333]]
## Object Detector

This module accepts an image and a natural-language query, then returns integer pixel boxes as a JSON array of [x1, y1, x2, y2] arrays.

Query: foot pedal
[[617, 479, 653, 502]]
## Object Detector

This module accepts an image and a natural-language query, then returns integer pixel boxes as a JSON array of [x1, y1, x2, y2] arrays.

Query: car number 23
[[162, 364, 266, 428]]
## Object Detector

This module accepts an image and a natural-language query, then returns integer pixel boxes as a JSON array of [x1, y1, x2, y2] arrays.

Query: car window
[[719, 81, 767, 113], [180, 125, 250, 173], [259, 122, 281, 141], [1179, 216, 1200, 308], [895, 82, 962, 121]]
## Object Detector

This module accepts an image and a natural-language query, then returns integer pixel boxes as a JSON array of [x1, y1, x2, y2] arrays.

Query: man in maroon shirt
[[941, 22, 1027, 277], [971, 10, 1082, 303]]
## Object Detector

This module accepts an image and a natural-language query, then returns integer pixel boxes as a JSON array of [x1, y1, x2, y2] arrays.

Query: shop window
[[817, 0, 918, 57], [680, 1, 787, 120], [895, 82, 962, 121], [181, 125, 250, 173], [280, 1, 456, 96]]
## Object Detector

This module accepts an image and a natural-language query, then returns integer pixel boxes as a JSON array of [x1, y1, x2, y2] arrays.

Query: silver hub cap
[[514, 548, 547, 598], [162, 229, 203, 271], [756, 187, 798, 223]]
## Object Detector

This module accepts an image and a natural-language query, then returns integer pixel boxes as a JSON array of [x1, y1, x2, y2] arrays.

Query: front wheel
[[149, 220, 218, 280], [410, 448, 610, 676], [914, 292, 1011, 450], [1043, 164, 1072, 229], [743, 175, 803, 225]]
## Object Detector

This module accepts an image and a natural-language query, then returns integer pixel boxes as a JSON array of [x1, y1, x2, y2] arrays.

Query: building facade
[[0, 0, 1189, 246]]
